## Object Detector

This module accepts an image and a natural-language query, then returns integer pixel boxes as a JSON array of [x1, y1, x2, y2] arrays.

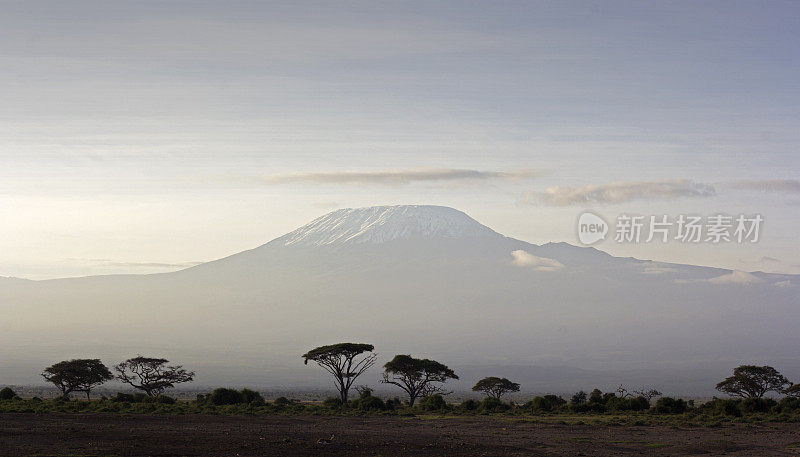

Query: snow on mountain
[[279, 205, 502, 246]]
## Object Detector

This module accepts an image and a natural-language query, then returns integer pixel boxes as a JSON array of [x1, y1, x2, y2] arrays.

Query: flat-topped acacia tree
[[42, 359, 114, 400], [715, 365, 790, 398], [381, 355, 458, 406], [302, 343, 377, 404], [114, 356, 195, 397], [472, 377, 520, 399]]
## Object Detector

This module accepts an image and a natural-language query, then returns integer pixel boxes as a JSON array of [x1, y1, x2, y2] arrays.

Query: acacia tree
[[633, 388, 662, 401], [42, 359, 113, 400], [381, 355, 458, 406], [472, 377, 520, 399], [302, 343, 377, 404], [715, 365, 790, 398], [114, 356, 194, 396]]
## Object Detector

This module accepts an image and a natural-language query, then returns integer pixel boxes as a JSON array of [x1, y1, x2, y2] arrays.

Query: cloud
[[639, 264, 678, 275], [312, 201, 340, 210], [511, 250, 565, 271], [759, 256, 781, 263], [774, 280, 795, 288], [525, 179, 716, 206], [675, 270, 765, 285], [102, 261, 203, 268], [251, 168, 541, 186], [706, 271, 764, 285], [726, 179, 800, 194]]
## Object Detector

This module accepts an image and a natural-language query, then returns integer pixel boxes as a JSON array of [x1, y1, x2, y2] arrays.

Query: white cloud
[[526, 179, 716, 206], [639, 264, 678, 275], [511, 250, 565, 271], [250, 168, 542, 186], [675, 270, 765, 285], [706, 271, 764, 285], [726, 179, 800, 194]]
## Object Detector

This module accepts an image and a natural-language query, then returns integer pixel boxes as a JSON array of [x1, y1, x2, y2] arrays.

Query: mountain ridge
[[2, 204, 798, 392]]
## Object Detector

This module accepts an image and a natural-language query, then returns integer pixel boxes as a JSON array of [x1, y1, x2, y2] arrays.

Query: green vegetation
[[1, 389, 798, 425], [716, 365, 791, 398], [472, 377, 520, 399], [381, 355, 458, 406], [41, 359, 114, 400], [5, 354, 799, 427], [115, 356, 195, 396], [302, 343, 377, 404], [0, 387, 18, 400]]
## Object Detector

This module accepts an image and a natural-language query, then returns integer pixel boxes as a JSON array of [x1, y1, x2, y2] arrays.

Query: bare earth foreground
[[2, 413, 800, 456]]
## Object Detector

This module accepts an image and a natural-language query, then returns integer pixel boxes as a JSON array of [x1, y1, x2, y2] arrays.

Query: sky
[[1, 0, 799, 279]]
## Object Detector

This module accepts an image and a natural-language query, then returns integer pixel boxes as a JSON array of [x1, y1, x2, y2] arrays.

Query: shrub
[[776, 397, 800, 413], [525, 396, 551, 412], [419, 395, 448, 411], [322, 397, 342, 409], [152, 395, 176, 404], [111, 393, 148, 403], [655, 397, 687, 414], [209, 388, 245, 405], [354, 391, 386, 411], [273, 396, 291, 407], [714, 399, 742, 417], [740, 397, 777, 414], [606, 396, 649, 411], [241, 389, 265, 405], [543, 395, 566, 409], [458, 399, 478, 411], [570, 401, 605, 413], [570, 390, 587, 405], [0, 387, 17, 400], [478, 396, 510, 413]]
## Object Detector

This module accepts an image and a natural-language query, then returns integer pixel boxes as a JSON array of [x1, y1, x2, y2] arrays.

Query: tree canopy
[[381, 354, 458, 406], [302, 343, 376, 404], [715, 365, 790, 398], [41, 359, 113, 399], [114, 356, 194, 397], [472, 377, 520, 399]]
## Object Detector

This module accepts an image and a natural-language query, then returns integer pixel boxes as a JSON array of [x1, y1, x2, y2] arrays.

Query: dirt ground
[[2, 413, 800, 456]]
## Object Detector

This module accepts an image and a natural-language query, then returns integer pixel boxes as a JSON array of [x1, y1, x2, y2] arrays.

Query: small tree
[[616, 384, 631, 398], [570, 390, 587, 404], [41, 359, 113, 400], [302, 343, 376, 404], [0, 387, 18, 400], [715, 365, 790, 398], [381, 355, 458, 406], [114, 356, 194, 397], [633, 388, 662, 401], [472, 377, 520, 399]]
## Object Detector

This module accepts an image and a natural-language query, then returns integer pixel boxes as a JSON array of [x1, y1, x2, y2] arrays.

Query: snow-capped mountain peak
[[279, 205, 501, 246]]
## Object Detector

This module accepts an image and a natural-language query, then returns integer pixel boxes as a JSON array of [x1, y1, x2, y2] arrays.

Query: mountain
[[1, 205, 798, 394]]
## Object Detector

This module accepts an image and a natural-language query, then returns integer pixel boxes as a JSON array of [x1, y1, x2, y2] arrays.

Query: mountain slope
[[1, 205, 798, 392]]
